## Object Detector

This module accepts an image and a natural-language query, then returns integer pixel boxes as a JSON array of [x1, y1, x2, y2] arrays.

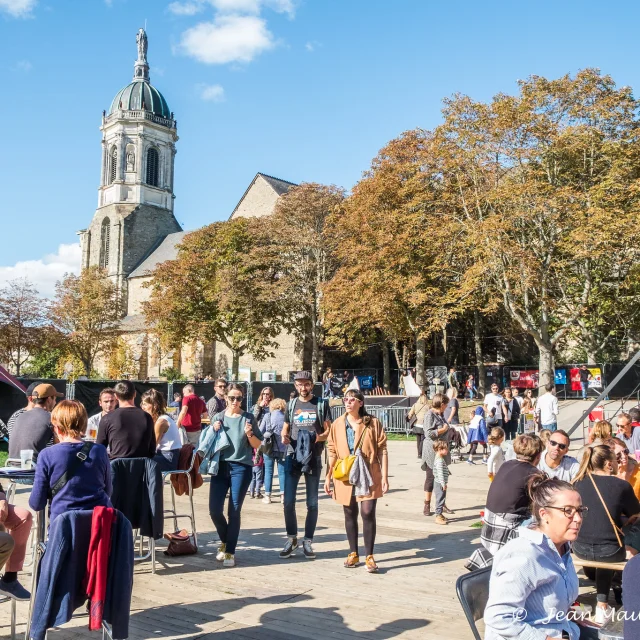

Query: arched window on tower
[[109, 147, 118, 184], [146, 147, 159, 187], [100, 218, 111, 269]]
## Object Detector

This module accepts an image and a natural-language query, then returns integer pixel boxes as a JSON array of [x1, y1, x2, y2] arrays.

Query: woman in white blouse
[[484, 475, 598, 640]]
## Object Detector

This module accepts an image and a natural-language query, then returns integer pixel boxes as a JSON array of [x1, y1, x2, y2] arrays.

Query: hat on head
[[26, 381, 43, 396], [294, 371, 312, 382], [474, 406, 485, 416], [31, 383, 64, 400]]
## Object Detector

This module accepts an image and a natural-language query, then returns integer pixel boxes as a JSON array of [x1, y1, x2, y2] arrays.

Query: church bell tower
[[77, 28, 182, 304]]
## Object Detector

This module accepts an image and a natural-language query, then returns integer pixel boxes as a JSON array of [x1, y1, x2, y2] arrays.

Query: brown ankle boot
[[423, 501, 432, 516]]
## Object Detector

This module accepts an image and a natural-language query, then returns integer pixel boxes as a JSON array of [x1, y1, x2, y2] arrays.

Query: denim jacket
[[198, 424, 231, 476]]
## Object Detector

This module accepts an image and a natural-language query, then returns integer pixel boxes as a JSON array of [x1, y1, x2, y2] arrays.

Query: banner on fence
[[509, 369, 539, 388], [570, 367, 602, 391], [555, 369, 567, 385]]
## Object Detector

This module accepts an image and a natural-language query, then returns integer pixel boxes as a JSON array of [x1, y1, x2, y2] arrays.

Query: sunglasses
[[216, 385, 227, 389], [343, 397, 359, 403], [617, 449, 630, 461], [544, 505, 589, 518], [549, 440, 568, 451], [228, 396, 243, 402]]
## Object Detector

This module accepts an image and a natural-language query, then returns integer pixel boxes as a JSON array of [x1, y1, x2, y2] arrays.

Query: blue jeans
[[153, 449, 180, 472], [208, 461, 253, 554], [263, 455, 286, 495], [468, 388, 474, 400], [284, 454, 322, 540], [581, 381, 589, 399], [543, 422, 558, 432]]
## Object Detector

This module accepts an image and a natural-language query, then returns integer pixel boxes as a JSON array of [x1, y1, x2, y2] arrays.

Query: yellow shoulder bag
[[333, 422, 368, 482]]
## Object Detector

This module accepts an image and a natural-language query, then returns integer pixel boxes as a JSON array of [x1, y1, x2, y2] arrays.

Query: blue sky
[[1, 0, 640, 294]]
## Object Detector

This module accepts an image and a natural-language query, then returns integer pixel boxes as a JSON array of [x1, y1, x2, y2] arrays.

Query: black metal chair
[[455, 566, 491, 640]]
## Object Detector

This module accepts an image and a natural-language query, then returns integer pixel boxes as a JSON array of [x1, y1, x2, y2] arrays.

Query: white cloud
[[0, 0, 37, 17], [15, 59, 32, 71], [0, 243, 81, 298], [169, 0, 295, 15], [179, 14, 274, 64], [168, 1, 204, 15], [198, 83, 225, 101]]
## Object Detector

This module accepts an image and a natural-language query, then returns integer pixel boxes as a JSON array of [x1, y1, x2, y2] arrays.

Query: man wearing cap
[[8, 383, 63, 462], [279, 371, 330, 560], [7, 381, 42, 439]]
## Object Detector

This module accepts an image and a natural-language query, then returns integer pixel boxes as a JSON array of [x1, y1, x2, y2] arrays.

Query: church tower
[[77, 29, 182, 306]]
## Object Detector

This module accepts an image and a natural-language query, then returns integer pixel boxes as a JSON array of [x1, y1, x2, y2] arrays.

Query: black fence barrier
[[0, 378, 68, 425], [603, 363, 640, 400], [250, 381, 323, 407], [73, 380, 169, 418]]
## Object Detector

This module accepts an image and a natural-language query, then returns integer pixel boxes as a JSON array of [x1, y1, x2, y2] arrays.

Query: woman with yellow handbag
[[325, 389, 389, 573]]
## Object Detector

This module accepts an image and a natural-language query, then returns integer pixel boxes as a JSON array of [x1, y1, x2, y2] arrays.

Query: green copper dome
[[109, 80, 171, 119]]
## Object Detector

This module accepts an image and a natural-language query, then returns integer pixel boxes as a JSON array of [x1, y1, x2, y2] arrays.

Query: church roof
[[230, 172, 297, 218], [109, 80, 171, 119], [128, 231, 187, 278]]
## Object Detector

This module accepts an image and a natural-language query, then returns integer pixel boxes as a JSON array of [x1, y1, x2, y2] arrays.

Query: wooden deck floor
[[1, 409, 598, 640]]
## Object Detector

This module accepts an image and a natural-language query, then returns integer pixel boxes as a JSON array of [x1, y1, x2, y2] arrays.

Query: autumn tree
[[143, 218, 284, 379], [429, 69, 640, 387], [0, 278, 47, 375], [259, 183, 345, 381], [49, 267, 121, 376], [324, 132, 467, 387]]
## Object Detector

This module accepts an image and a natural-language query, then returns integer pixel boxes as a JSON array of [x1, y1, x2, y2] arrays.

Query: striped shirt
[[433, 455, 450, 486], [484, 526, 580, 640]]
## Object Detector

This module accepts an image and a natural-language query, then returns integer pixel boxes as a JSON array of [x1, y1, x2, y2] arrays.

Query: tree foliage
[[49, 267, 121, 376], [0, 278, 47, 375], [143, 218, 285, 379]]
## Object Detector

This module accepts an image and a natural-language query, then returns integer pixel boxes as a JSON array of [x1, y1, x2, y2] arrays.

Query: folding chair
[[0, 595, 16, 640], [455, 566, 491, 640], [162, 448, 198, 549]]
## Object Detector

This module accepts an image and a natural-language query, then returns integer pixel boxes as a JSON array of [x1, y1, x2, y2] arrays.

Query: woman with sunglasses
[[251, 387, 274, 425], [325, 390, 388, 572], [484, 476, 599, 640], [572, 444, 640, 623], [610, 436, 640, 499], [209, 383, 263, 567]]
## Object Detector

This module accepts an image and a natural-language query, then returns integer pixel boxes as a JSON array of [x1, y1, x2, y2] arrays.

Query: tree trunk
[[232, 350, 240, 380], [83, 358, 92, 376], [474, 310, 486, 397], [415, 336, 426, 387], [310, 307, 320, 382], [586, 351, 598, 366], [381, 340, 391, 392], [392, 341, 402, 368], [538, 343, 554, 391], [15, 347, 21, 376]]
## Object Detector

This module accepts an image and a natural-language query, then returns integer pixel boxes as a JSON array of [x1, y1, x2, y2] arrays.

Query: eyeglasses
[[544, 505, 589, 518], [549, 440, 568, 451], [216, 385, 227, 390], [343, 397, 359, 403], [228, 396, 243, 402]]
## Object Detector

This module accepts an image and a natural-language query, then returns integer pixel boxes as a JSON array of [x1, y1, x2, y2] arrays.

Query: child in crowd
[[433, 439, 451, 525], [467, 406, 489, 464], [539, 429, 551, 446], [486, 427, 505, 481], [249, 449, 264, 499]]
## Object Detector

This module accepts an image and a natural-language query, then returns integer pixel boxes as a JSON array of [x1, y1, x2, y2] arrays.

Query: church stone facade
[[79, 30, 304, 381]]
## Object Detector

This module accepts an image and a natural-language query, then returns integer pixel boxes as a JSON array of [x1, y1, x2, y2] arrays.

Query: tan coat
[[327, 414, 388, 506]]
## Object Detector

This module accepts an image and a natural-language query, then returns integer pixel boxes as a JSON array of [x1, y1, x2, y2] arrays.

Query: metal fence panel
[[329, 405, 410, 434]]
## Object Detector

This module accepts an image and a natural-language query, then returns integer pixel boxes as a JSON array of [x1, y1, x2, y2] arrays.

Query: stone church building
[[78, 30, 304, 381]]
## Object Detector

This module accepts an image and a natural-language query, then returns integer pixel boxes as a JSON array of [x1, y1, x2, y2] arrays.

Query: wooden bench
[[572, 555, 627, 571]]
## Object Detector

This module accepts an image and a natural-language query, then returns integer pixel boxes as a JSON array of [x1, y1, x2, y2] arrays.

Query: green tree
[[49, 267, 121, 376], [143, 218, 285, 380]]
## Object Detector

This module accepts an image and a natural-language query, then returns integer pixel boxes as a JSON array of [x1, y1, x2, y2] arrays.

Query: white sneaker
[[223, 553, 235, 567], [262, 494, 272, 504], [280, 494, 284, 504], [595, 604, 614, 626], [216, 543, 226, 561]]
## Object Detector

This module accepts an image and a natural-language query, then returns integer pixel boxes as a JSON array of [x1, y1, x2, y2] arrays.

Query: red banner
[[509, 369, 539, 389]]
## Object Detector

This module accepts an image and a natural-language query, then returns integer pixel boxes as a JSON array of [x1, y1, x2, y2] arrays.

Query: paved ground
[[0, 400, 623, 639]]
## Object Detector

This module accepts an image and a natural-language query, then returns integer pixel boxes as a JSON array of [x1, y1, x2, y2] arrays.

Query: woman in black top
[[573, 445, 640, 618]]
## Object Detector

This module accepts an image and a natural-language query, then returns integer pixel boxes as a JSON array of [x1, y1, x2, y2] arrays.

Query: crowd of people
[[3, 371, 640, 637], [0, 371, 391, 607]]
